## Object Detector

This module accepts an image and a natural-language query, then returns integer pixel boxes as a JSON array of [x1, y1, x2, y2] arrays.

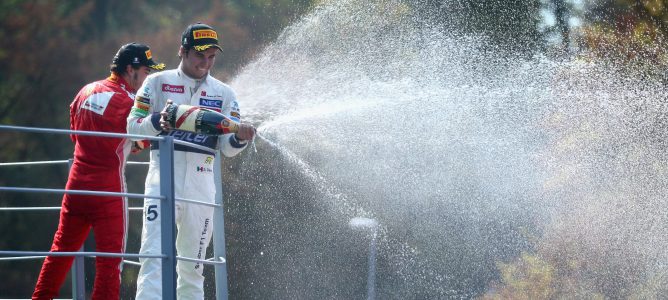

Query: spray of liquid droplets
[[219, 0, 668, 298]]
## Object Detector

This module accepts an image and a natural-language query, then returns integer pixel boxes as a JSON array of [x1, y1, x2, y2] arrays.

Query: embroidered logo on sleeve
[[81, 92, 115, 115]]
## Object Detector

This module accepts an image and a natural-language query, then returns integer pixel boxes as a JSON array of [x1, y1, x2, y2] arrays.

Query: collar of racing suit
[[177, 62, 209, 98], [107, 73, 137, 94]]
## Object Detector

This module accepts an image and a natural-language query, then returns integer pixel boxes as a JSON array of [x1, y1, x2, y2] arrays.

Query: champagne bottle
[[164, 103, 239, 135]]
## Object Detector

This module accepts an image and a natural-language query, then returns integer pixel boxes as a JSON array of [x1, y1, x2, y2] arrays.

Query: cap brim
[[193, 44, 223, 52], [148, 63, 166, 71], [146, 59, 165, 71]]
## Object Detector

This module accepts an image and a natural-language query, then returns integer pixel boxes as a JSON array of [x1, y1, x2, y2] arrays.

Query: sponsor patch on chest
[[199, 98, 222, 112], [162, 84, 184, 94]]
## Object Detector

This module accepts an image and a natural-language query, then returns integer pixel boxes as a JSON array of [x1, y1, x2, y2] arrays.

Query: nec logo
[[162, 84, 184, 93], [199, 98, 222, 112]]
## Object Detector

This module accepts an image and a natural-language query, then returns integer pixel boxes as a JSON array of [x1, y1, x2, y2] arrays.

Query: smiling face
[[180, 46, 218, 79]]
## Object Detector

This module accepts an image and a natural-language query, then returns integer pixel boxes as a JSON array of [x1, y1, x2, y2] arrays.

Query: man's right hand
[[159, 99, 174, 132]]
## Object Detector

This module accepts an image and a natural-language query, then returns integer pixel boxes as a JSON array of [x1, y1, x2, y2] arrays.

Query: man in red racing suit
[[32, 43, 164, 300]]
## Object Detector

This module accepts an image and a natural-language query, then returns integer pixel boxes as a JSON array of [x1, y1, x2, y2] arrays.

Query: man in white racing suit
[[128, 23, 256, 299]]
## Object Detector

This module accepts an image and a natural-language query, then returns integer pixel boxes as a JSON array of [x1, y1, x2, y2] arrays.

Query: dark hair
[[110, 62, 141, 75]]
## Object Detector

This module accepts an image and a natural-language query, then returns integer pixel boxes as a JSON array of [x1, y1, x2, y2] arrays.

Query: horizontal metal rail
[[0, 160, 147, 167], [0, 194, 223, 211], [176, 255, 226, 266], [0, 125, 229, 299], [0, 124, 163, 141], [0, 160, 70, 167], [0, 187, 162, 200], [0, 258, 144, 268], [172, 138, 218, 153], [0, 125, 215, 153], [123, 259, 141, 266], [0, 206, 143, 211], [0, 251, 164, 259], [175, 197, 222, 208], [0, 258, 146, 266], [0, 207, 61, 211], [0, 255, 224, 267], [0, 255, 50, 261], [0, 194, 221, 210], [207, 257, 227, 263]]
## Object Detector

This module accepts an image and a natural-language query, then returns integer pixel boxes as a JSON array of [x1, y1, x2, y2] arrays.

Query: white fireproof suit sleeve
[[127, 74, 163, 138], [218, 96, 248, 157]]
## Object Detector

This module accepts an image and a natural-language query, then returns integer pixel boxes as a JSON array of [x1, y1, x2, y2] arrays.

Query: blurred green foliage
[[578, 0, 668, 75], [412, 0, 544, 56], [480, 2, 668, 298]]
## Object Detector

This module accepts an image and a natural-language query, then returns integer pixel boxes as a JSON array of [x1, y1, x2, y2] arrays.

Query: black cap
[[111, 43, 165, 71], [181, 23, 223, 52]]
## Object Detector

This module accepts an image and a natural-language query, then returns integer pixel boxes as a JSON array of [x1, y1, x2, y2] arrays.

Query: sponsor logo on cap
[[193, 29, 217, 40], [145, 50, 153, 60], [162, 84, 184, 93], [133, 57, 139, 63]]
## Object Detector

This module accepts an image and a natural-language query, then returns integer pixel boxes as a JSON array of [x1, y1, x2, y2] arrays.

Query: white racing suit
[[127, 64, 247, 299]]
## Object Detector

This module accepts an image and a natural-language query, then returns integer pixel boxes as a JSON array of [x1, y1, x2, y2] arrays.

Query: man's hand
[[235, 123, 256, 141], [131, 140, 150, 154], [159, 100, 174, 132]]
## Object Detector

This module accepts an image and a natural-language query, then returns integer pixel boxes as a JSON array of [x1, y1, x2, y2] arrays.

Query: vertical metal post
[[213, 150, 229, 300], [72, 244, 86, 300], [349, 217, 378, 300], [159, 136, 177, 300], [367, 229, 377, 300], [68, 158, 86, 300]]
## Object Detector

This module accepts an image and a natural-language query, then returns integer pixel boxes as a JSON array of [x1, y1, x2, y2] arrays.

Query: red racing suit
[[33, 74, 134, 300]]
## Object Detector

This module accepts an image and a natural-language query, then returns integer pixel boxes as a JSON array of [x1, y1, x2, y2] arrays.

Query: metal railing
[[0, 124, 229, 300]]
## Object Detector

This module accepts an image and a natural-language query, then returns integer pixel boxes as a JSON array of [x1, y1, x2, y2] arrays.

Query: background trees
[[412, 0, 545, 56], [579, 0, 668, 75]]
